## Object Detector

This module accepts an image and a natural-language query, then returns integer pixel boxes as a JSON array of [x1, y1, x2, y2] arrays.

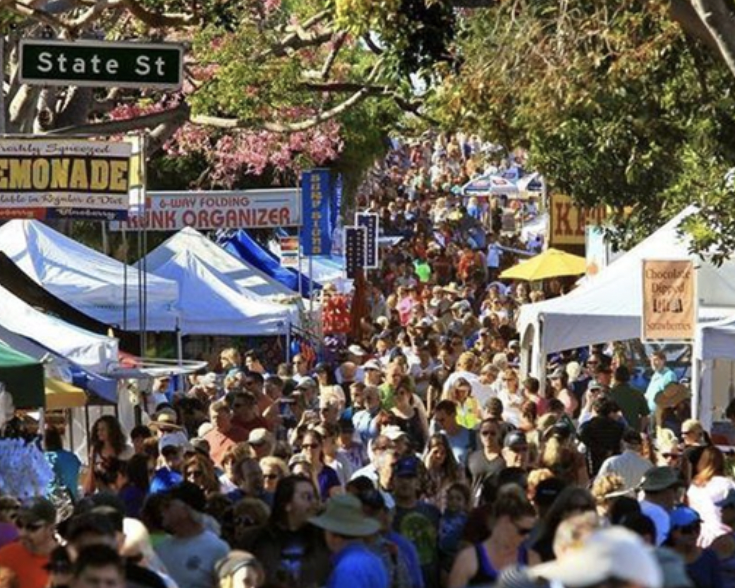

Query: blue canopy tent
[[222, 230, 321, 297]]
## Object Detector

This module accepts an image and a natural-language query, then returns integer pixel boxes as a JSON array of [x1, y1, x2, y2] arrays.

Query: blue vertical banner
[[301, 169, 332, 256], [356, 212, 379, 269]]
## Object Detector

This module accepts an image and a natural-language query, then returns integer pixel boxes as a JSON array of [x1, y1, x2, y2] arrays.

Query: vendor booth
[[518, 207, 735, 416]]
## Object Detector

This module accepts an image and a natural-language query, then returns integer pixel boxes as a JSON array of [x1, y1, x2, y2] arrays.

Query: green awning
[[0, 344, 45, 409]]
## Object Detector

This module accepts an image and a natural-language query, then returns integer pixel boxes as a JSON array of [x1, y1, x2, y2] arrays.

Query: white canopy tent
[[153, 249, 297, 336], [518, 207, 735, 398], [0, 282, 118, 372], [141, 227, 297, 301], [694, 316, 735, 431], [0, 220, 179, 331]]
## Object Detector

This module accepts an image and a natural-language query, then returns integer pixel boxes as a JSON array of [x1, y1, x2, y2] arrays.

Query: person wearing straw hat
[[309, 494, 389, 588], [149, 408, 189, 451]]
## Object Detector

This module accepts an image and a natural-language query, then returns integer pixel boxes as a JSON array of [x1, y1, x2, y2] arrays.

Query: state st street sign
[[19, 39, 184, 89]]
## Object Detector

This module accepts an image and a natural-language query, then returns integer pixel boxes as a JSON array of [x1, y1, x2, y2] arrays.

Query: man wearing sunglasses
[[0, 497, 57, 588]]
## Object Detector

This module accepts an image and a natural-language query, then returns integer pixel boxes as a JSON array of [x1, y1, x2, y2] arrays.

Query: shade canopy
[[0, 220, 179, 331], [0, 344, 45, 409], [153, 249, 296, 336], [500, 248, 586, 281], [45, 378, 87, 410]]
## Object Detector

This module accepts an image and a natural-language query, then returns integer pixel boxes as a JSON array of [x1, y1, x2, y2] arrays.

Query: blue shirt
[[386, 530, 425, 588], [150, 468, 183, 493], [645, 367, 677, 412], [327, 542, 389, 588]]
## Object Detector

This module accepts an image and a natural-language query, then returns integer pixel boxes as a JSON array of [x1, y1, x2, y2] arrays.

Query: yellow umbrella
[[500, 248, 587, 281], [45, 378, 87, 410]]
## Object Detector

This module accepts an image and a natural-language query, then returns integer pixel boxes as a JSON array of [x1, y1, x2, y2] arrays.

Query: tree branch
[[5, 1, 74, 31], [117, 0, 197, 28], [321, 32, 347, 80], [192, 86, 374, 133], [301, 81, 389, 93], [46, 103, 190, 136], [670, 0, 722, 55], [688, 0, 735, 79]]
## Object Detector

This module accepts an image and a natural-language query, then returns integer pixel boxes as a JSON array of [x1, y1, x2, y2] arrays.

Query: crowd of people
[[0, 134, 732, 588]]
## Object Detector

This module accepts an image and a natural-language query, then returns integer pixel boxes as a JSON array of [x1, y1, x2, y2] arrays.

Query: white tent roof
[[153, 249, 296, 336], [141, 227, 297, 300], [0, 220, 179, 331], [695, 315, 735, 361], [519, 207, 735, 353], [0, 282, 118, 372]]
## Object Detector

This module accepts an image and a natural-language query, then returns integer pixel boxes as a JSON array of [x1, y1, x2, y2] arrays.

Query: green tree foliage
[[429, 0, 735, 258]]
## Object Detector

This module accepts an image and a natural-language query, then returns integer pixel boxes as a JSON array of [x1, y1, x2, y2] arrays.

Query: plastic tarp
[[0, 322, 117, 403], [45, 379, 86, 410], [519, 207, 735, 356], [0, 282, 119, 373], [153, 249, 296, 336], [0, 220, 179, 331], [140, 227, 296, 300], [223, 229, 321, 296]]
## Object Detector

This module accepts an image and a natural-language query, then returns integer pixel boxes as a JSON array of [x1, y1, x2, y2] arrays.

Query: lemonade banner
[[0, 138, 131, 221]]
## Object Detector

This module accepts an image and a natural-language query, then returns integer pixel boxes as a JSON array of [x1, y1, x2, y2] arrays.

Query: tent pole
[[286, 320, 291, 364]]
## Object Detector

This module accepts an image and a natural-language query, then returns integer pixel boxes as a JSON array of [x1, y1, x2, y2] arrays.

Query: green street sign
[[19, 39, 184, 89]]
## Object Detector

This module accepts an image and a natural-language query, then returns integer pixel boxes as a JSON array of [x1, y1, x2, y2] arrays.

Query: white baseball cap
[[530, 527, 663, 588]]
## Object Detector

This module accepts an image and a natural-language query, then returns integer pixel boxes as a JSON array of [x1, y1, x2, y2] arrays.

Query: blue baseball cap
[[669, 506, 700, 529]]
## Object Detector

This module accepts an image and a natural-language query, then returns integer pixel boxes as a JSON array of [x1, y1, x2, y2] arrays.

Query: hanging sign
[[279, 236, 299, 268], [0, 138, 131, 220], [301, 169, 332, 256], [344, 226, 366, 279], [641, 259, 695, 341], [356, 212, 379, 269], [110, 189, 301, 230], [19, 39, 184, 89], [549, 194, 608, 246]]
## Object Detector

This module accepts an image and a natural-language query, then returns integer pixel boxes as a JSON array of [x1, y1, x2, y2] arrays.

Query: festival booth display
[[140, 227, 297, 301], [0, 282, 119, 373], [153, 249, 297, 336], [518, 207, 735, 408], [0, 220, 180, 332]]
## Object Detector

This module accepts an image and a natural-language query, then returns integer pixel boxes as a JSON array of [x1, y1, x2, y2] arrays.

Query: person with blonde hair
[[591, 473, 627, 517], [443, 377, 481, 430], [215, 551, 265, 588], [220, 347, 243, 378]]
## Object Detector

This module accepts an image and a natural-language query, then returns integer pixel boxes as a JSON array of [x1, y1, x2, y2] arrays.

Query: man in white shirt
[[596, 430, 651, 490]]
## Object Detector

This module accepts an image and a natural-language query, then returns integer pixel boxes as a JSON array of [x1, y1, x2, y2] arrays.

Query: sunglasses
[[17, 521, 45, 532], [302, 443, 320, 449], [187, 470, 204, 477], [513, 522, 534, 536], [481, 429, 498, 437], [263, 473, 279, 480], [663, 453, 681, 460]]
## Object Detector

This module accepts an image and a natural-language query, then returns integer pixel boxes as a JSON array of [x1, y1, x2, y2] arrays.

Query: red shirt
[[0, 541, 50, 588], [203, 425, 249, 466]]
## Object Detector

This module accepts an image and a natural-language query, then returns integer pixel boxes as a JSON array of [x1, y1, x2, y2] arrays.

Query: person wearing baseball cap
[[155, 482, 229, 588], [0, 497, 57, 588], [309, 494, 387, 588]]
